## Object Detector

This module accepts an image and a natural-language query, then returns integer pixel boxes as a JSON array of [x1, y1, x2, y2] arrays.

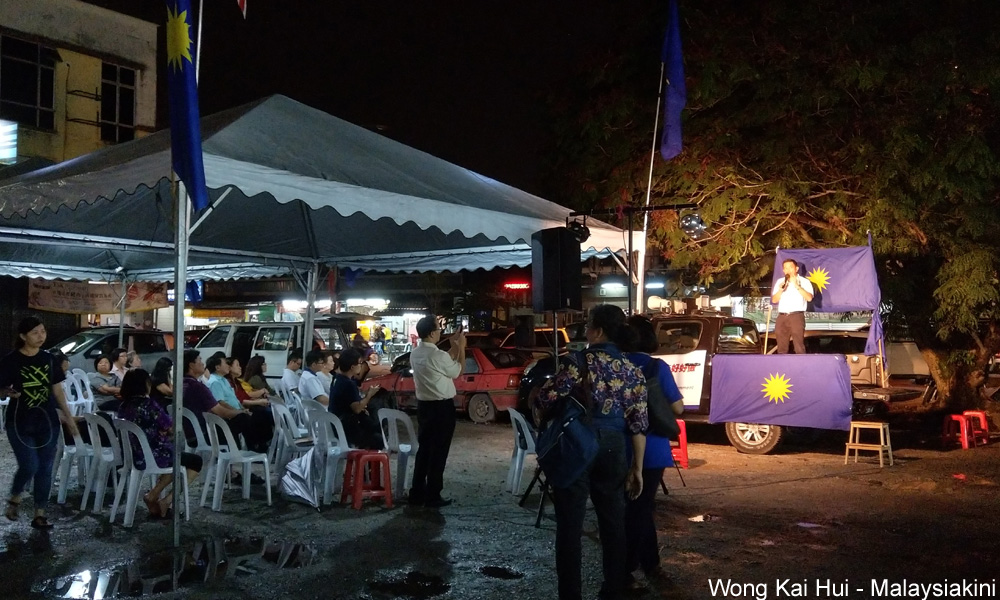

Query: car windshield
[[53, 330, 109, 356], [655, 322, 703, 354]]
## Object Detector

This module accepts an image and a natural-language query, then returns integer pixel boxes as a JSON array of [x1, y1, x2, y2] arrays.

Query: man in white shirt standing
[[771, 259, 815, 354], [282, 350, 303, 394], [408, 316, 465, 508], [297, 350, 330, 406]]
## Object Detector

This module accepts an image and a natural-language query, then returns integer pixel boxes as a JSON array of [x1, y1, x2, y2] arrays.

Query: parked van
[[194, 316, 356, 381], [52, 326, 174, 373]]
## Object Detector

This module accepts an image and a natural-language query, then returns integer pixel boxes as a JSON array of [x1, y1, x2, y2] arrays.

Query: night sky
[[81, 1, 656, 197]]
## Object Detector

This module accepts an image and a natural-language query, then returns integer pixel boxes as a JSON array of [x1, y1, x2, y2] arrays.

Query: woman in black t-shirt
[[0, 317, 79, 529]]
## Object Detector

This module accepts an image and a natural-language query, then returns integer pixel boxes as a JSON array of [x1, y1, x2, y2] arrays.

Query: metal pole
[[171, 181, 189, 548], [118, 277, 127, 347], [636, 61, 667, 315], [627, 211, 634, 314], [303, 263, 318, 352]]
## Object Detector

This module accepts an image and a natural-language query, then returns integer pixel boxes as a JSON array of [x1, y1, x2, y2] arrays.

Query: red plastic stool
[[340, 450, 393, 509], [962, 410, 989, 446], [942, 414, 974, 450], [670, 420, 689, 469]]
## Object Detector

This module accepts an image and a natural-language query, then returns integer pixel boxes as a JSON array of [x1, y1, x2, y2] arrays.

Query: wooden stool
[[844, 421, 893, 467]]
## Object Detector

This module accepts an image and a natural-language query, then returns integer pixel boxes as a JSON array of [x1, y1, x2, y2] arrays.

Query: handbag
[[644, 359, 682, 440], [535, 353, 599, 489]]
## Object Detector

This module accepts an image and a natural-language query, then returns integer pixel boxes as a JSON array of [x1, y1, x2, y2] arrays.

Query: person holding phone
[[1, 316, 79, 529], [407, 317, 466, 508]]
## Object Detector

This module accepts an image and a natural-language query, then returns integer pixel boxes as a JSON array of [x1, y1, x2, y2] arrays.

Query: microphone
[[781, 276, 790, 291]]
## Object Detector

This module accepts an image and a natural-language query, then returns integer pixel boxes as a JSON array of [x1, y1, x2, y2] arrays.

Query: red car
[[361, 343, 532, 423]]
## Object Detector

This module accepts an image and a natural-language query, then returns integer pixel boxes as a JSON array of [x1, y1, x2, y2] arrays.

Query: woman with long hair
[[149, 357, 174, 406], [534, 304, 648, 600], [225, 357, 270, 408], [0, 316, 79, 529], [242, 355, 275, 396], [117, 369, 202, 518]]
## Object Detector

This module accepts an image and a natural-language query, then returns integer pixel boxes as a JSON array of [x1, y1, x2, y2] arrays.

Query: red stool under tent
[[340, 450, 394, 510]]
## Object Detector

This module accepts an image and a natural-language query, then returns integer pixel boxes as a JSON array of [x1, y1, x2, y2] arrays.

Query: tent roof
[[0, 95, 637, 279]]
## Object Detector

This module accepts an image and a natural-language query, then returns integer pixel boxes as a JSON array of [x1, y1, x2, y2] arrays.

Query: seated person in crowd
[[181, 350, 270, 459], [297, 350, 330, 406], [118, 369, 202, 518], [150, 357, 173, 406], [225, 357, 270, 408], [126, 351, 143, 371], [88, 356, 122, 411], [317, 350, 336, 396], [329, 348, 384, 450], [206, 354, 242, 411], [282, 350, 303, 394], [109, 347, 129, 383], [243, 356, 276, 396]]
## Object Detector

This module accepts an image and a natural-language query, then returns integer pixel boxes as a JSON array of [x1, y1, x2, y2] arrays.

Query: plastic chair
[[172, 406, 214, 483], [55, 421, 94, 504], [80, 413, 122, 513], [671, 419, 689, 469], [942, 414, 975, 449], [110, 419, 190, 527], [312, 411, 352, 505], [271, 402, 314, 474], [378, 408, 419, 500], [962, 410, 989, 446], [340, 450, 393, 509], [71, 369, 97, 414], [300, 398, 327, 436], [505, 409, 536, 495], [203, 413, 272, 511]]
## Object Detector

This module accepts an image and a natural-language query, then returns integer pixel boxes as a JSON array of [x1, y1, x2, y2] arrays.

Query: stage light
[[680, 213, 707, 239], [567, 219, 590, 243]]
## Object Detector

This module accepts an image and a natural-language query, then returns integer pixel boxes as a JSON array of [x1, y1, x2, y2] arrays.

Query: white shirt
[[317, 371, 333, 395], [772, 275, 814, 313], [282, 367, 301, 393], [298, 369, 327, 401], [411, 341, 462, 401], [111, 365, 127, 383]]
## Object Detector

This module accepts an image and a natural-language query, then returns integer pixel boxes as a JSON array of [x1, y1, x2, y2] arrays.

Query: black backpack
[[643, 359, 681, 440]]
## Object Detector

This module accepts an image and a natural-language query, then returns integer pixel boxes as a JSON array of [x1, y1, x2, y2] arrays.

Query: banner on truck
[[653, 350, 707, 409]]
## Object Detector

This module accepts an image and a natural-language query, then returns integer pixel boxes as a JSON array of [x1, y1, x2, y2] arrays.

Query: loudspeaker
[[532, 227, 582, 312]]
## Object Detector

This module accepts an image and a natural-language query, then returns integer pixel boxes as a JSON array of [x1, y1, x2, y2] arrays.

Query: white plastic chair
[[174, 406, 213, 482], [61, 375, 87, 416], [271, 402, 313, 475], [203, 412, 272, 511], [71, 369, 97, 414], [378, 408, 419, 501], [311, 411, 352, 505], [506, 409, 537, 495], [272, 379, 289, 401], [80, 413, 122, 513], [55, 421, 94, 504], [299, 398, 327, 436], [110, 419, 190, 527]]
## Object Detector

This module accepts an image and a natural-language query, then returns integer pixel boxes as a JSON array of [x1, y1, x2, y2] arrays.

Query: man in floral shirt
[[534, 305, 648, 600]]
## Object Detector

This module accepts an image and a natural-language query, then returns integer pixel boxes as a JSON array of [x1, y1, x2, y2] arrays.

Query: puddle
[[367, 570, 451, 599], [479, 565, 524, 580], [33, 537, 316, 598]]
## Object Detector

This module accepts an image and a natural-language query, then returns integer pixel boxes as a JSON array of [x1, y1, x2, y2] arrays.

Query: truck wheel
[[467, 393, 496, 424], [725, 422, 784, 455]]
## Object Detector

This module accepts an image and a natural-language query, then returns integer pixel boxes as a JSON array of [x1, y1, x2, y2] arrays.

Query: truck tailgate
[[853, 386, 923, 403]]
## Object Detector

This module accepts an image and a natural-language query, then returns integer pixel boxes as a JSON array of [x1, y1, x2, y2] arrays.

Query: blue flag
[[773, 245, 885, 357], [660, 0, 686, 160], [166, 0, 208, 211], [709, 355, 853, 431]]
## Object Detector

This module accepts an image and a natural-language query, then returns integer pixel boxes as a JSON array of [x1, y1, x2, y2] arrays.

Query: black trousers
[[774, 311, 806, 354], [410, 399, 457, 502], [551, 428, 628, 600], [624, 467, 666, 574]]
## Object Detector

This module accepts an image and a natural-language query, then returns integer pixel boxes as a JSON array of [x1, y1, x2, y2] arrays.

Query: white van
[[194, 317, 355, 382]]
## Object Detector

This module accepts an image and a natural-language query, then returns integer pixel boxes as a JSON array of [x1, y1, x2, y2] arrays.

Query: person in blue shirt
[[622, 315, 685, 590]]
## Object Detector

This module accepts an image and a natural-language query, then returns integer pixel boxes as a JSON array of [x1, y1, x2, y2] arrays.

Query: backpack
[[643, 358, 682, 440], [535, 352, 599, 489]]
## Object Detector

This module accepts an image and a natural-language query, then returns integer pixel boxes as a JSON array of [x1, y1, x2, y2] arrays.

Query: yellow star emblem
[[762, 373, 792, 404], [166, 4, 194, 73], [807, 267, 831, 292]]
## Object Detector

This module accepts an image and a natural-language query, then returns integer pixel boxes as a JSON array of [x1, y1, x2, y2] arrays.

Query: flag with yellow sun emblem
[[166, 0, 208, 211], [709, 355, 853, 430], [772, 243, 884, 357]]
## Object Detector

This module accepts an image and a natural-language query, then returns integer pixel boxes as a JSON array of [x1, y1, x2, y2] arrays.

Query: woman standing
[[622, 315, 685, 589], [534, 305, 648, 600], [1, 317, 79, 529], [117, 369, 202, 518]]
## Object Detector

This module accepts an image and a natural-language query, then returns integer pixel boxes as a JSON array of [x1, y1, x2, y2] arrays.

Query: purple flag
[[709, 355, 853, 431], [773, 245, 885, 357], [660, 0, 686, 160]]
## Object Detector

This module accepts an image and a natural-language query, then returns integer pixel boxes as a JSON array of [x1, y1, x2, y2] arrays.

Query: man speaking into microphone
[[771, 259, 814, 354]]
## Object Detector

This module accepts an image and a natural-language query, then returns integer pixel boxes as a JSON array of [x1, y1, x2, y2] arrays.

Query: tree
[[545, 0, 1000, 408]]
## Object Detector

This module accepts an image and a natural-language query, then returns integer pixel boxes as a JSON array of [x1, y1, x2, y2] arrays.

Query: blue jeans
[[6, 416, 59, 510], [552, 428, 628, 600]]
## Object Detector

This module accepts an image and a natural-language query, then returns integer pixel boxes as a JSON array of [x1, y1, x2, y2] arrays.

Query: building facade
[[0, 0, 156, 165]]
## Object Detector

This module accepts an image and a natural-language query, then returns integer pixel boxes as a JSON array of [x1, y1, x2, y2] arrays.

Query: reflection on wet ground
[[367, 570, 451, 599], [479, 565, 524, 580], [33, 537, 316, 599]]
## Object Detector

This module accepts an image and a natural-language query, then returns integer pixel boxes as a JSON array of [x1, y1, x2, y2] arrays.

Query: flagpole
[[635, 62, 666, 315]]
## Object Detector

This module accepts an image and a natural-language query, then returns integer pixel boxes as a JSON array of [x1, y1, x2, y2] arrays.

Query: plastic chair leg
[[109, 471, 128, 523], [212, 459, 229, 512], [394, 453, 410, 500], [263, 458, 272, 506], [57, 453, 75, 504], [200, 457, 216, 508], [505, 447, 518, 493], [242, 462, 251, 500], [511, 450, 526, 495], [123, 471, 142, 528], [81, 459, 98, 511]]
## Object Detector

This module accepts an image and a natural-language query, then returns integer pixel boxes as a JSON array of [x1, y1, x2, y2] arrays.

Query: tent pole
[[171, 180, 189, 548], [636, 61, 667, 316], [303, 263, 318, 352], [627, 211, 634, 314], [118, 277, 127, 346]]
